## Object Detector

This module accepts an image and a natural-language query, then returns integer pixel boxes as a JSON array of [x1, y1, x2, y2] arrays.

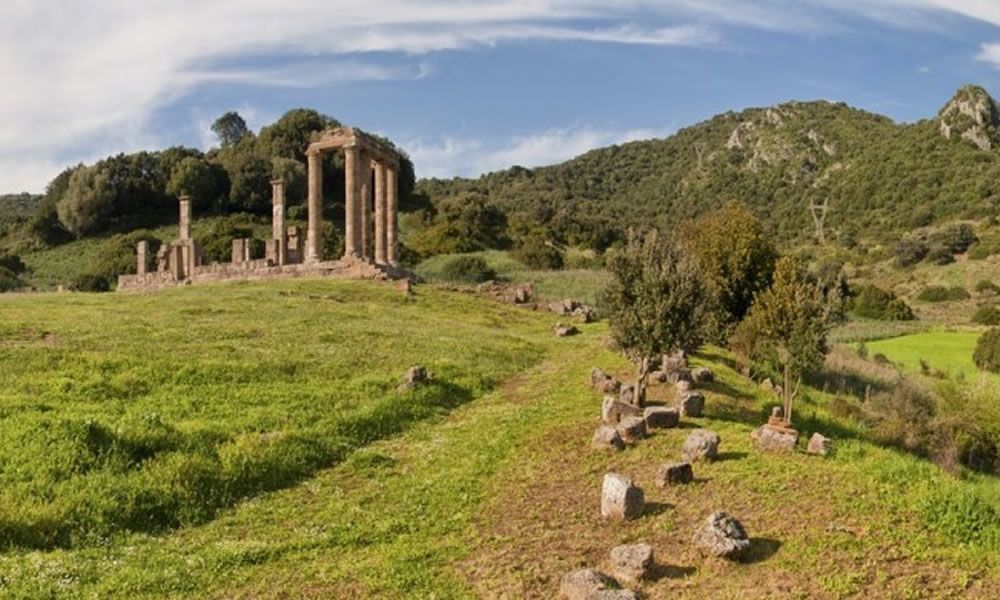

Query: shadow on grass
[[642, 501, 673, 518], [713, 451, 748, 463], [648, 563, 697, 581], [741, 538, 782, 564]]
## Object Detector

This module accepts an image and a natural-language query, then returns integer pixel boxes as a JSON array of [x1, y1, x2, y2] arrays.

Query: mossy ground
[[0, 280, 998, 597]]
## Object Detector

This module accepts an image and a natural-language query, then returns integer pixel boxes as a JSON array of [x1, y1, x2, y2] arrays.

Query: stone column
[[374, 161, 387, 264], [344, 146, 361, 257], [386, 164, 399, 265], [306, 150, 323, 263], [270, 178, 287, 265], [178, 196, 192, 241], [136, 241, 148, 276], [360, 157, 372, 262]]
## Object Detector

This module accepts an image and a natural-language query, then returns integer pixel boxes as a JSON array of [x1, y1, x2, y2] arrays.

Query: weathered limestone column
[[178, 195, 192, 241], [344, 146, 361, 257], [386, 164, 399, 265], [360, 157, 372, 262], [270, 178, 287, 265], [306, 150, 323, 263], [374, 161, 387, 264], [136, 241, 148, 276]]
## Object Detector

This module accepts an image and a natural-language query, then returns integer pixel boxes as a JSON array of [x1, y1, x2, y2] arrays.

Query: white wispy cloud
[[404, 125, 673, 178], [977, 42, 1000, 67]]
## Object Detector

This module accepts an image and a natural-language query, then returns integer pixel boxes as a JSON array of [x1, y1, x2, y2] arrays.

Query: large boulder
[[615, 416, 647, 443], [676, 391, 705, 418], [682, 429, 720, 462], [643, 406, 679, 429], [602, 396, 640, 425], [691, 366, 715, 383], [609, 543, 654, 586], [573, 305, 596, 323], [750, 425, 799, 453], [618, 384, 638, 407], [807, 432, 833, 456], [592, 425, 626, 451], [654, 461, 693, 487], [554, 323, 579, 337], [693, 511, 751, 560], [398, 365, 432, 391], [601, 473, 644, 521], [590, 368, 621, 394], [559, 568, 615, 600]]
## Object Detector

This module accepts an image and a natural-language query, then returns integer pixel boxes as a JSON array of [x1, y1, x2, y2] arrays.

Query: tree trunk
[[637, 356, 651, 406]]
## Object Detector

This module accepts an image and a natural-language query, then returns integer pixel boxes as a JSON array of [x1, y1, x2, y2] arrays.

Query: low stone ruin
[[807, 432, 833, 456], [600, 473, 644, 521], [554, 323, 579, 337], [608, 543, 654, 586], [615, 416, 647, 442], [592, 425, 626, 451], [398, 365, 432, 392], [643, 406, 679, 430], [617, 384, 638, 407], [676, 391, 705, 418], [602, 395, 640, 424], [549, 298, 597, 322], [655, 461, 693, 487], [691, 366, 714, 383], [750, 406, 799, 453], [559, 569, 616, 600], [590, 368, 622, 394], [693, 511, 751, 560], [682, 429, 720, 462]]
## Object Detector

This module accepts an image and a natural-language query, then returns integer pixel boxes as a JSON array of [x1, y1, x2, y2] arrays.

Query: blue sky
[[7, 1, 1000, 193]]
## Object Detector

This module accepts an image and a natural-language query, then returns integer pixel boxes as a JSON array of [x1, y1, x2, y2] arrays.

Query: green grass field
[[0, 281, 999, 597], [866, 330, 997, 383]]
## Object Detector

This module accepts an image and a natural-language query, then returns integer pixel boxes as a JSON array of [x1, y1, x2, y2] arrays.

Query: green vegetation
[[916, 285, 971, 303], [436, 255, 496, 283], [973, 305, 1000, 326], [849, 284, 915, 321], [0, 279, 553, 549], [867, 331, 999, 382], [974, 328, 1000, 373]]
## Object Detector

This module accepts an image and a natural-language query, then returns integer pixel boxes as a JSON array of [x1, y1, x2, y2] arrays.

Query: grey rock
[[682, 429, 720, 462], [643, 406, 679, 429], [559, 568, 615, 600], [807, 432, 833, 456], [609, 543, 654, 585], [554, 323, 580, 337], [693, 511, 751, 560], [588, 591, 638, 600], [615, 416, 647, 442], [655, 461, 693, 487], [592, 425, 626, 451], [618, 384, 638, 407], [602, 395, 640, 425], [675, 379, 693, 394], [691, 366, 715, 383], [601, 473, 644, 521], [398, 365, 431, 391], [676, 391, 705, 418], [751, 425, 799, 453]]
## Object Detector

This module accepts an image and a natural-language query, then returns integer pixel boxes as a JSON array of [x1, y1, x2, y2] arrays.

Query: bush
[[972, 305, 1000, 326], [975, 279, 1000, 295], [931, 418, 999, 474], [0, 266, 23, 292], [969, 244, 992, 260], [894, 237, 928, 268], [200, 215, 256, 263], [87, 231, 162, 284], [512, 238, 563, 270], [932, 223, 978, 254], [916, 286, 971, 303], [973, 328, 1000, 373], [0, 253, 27, 275], [926, 245, 956, 265], [71, 273, 110, 292], [437, 256, 496, 283], [850, 284, 915, 320]]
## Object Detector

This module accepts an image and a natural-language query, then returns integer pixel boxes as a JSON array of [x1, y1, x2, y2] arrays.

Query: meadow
[[866, 330, 997, 382], [0, 280, 998, 597]]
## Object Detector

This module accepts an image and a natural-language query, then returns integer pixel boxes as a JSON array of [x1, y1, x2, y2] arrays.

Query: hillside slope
[[418, 85, 1000, 244]]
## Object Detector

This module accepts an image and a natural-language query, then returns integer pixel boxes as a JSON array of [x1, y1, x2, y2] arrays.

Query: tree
[[271, 157, 307, 206], [257, 109, 338, 161], [57, 165, 115, 236], [681, 202, 778, 337], [211, 112, 251, 148], [602, 229, 712, 400], [732, 256, 835, 425], [167, 157, 221, 209]]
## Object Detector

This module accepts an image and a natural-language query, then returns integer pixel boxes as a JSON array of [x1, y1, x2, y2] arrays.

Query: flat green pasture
[[866, 330, 997, 383]]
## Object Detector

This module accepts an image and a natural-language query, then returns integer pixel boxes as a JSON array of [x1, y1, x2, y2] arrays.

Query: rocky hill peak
[[938, 84, 1000, 150]]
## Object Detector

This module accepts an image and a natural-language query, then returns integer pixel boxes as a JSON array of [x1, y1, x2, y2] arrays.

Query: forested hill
[[416, 85, 1000, 247]]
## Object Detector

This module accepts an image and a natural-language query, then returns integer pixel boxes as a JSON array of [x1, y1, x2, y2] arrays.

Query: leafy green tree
[[602, 229, 712, 400], [512, 236, 563, 270], [211, 112, 251, 148], [407, 192, 509, 256], [732, 255, 835, 424], [271, 157, 307, 206], [973, 328, 1000, 373], [257, 109, 338, 161], [167, 157, 221, 209], [29, 165, 79, 245], [57, 165, 115, 236], [682, 202, 778, 336]]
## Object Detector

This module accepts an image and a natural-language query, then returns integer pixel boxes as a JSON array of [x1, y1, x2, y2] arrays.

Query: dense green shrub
[[200, 216, 255, 263], [87, 231, 162, 284], [972, 306, 1000, 326], [437, 256, 496, 283], [932, 419, 999, 474], [920, 488, 1000, 547], [0, 253, 27, 274], [850, 284, 915, 320], [974, 328, 1000, 373], [916, 285, 971, 303], [71, 273, 110, 292], [512, 238, 563, 270], [969, 244, 992, 260], [893, 237, 928, 268], [0, 266, 23, 292], [931, 223, 978, 254], [926, 245, 956, 265]]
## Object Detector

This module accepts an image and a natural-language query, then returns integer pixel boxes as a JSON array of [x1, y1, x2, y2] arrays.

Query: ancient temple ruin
[[118, 126, 404, 291]]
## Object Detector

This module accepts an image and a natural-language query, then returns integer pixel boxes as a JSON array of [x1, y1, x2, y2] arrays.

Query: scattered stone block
[[397, 278, 414, 295], [574, 305, 596, 323], [666, 368, 693, 385], [807, 432, 833, 456], [675, 379, 693, 393], [691, 366, 715, 383], [513, 285, 532, 304], [682, 429, 720, 462], [693, 511, 751, 560], [615, 416, 647, 442], [589, 591, 638, 600], [592, 425, 626, 451], [609, 543, 654, 586], [655, 461, 693, 487], [662, 351, 687, 371], [618, 384, 638, 407], [643, 406, 679, 429], [559, 568, 615, 600], [554, 323, 579, 337], [398, 365, 431, 391], [602, 396, 640, 425], [751, 425, 799, 453], [601, 473, 644, 521], [590, 367, 621, 394], [676, 391, 705, 418], [549, 298, 579, 316]]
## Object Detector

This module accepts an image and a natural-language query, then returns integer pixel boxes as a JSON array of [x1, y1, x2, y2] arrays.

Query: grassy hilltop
[[0, 279, 998, 597]]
